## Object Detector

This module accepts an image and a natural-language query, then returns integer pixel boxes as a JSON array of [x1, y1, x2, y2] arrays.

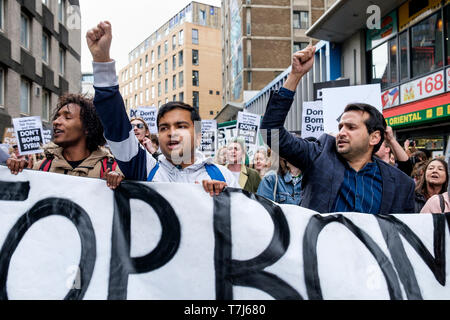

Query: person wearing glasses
[[130, 117, 160, 159]]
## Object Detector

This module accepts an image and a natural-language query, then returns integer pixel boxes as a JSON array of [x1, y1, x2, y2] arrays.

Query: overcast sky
[[79, 0, 222, 73]]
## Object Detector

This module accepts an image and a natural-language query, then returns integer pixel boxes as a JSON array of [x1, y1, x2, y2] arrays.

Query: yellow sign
[[387, 112, 423, 126], [399, 0, 442, 31]]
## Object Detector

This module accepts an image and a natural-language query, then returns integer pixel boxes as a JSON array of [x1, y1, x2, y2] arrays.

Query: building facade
[[0, 0, 82, 141], [221, 0, 337, 108], [118, 2, 222, 120], [307, 0, 450, 159]]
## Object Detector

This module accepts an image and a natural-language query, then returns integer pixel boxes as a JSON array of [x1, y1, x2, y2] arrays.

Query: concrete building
[[307, 0, 450, 158], [0, 0, 82, 141], [220, 0, 337, 114], [81, 72, 94, 97], [118, 2, 222, 120]]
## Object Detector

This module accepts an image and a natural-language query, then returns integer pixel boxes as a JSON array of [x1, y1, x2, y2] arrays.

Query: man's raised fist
[[86, 21, 113, 63]]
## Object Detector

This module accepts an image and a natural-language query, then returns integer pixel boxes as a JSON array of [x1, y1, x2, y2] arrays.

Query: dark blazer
[[261, 91, 416, 214]]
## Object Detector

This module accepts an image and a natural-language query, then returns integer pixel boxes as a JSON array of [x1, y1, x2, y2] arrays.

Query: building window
[[151, 51, 155, 63], [0, 0, 4, 31], [193, 91, 199, 110], [158, 64, 161, 78], [410, 11, 443, 78], [389, 38, 398, 85], [152, 86, 155, 99], [140, 59, 143, 72], [139, 75, 143, 88], [172, 55, 176, 71], [199, 9, 206, 25], [172, 35, 177, 50], [173, 95, 177, 101], [42, 90, 50, 121], [145, 55, 148, 67], [179, 71, 184, 88], [179, 92, 184, 102], [151, 68, 155, 81], [146, 89, 149, 101], [216, 91, 220, 95], [158, 82, 161, 97], [0, 69, 4, 107], [192, 71, 199, 86], [178, 50, 183, 67], [21, 14, 30, 49], [20, 78, 31, 114], [145, 72, 149, 84], [164, 59, 168, 74], [192, 29, 199, 45], [293, 11, 309, 29], [134, 95, 138, 107], [179, 30, 184, 45], [209, 90, 213, 95], [158, 45, 161, 59], [59, 48, 65, 76], [446, 5, 449, 66], [370, 42, 388, 89], [293, 42, 309, 53], [399, 31, 409, 81], [164, 40, 168, 55], [192, 49, 199, 65], [165, 98, 169, 104], [165, 79, 168, 94], [173, 75, 176, 90], [58, 0, 65, 24], [140, 92, 143, 104], [42, 33, 50, 64]]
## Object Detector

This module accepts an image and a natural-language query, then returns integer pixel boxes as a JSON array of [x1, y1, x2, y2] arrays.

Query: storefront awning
[[306, 0, 406, 42]]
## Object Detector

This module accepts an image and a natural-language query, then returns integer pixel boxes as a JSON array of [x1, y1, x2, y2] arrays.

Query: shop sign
[[385, 103, 450, 128], [400, 70, 445, 104], [399, 0, 442, 31], [446, 67, 450, 92], [381, 87, 400, 109], [366, 10, 398, 51]]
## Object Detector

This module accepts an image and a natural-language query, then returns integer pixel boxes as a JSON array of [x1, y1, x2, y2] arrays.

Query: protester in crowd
[[252, 148, 271, 178], [421, 159, 450, 214], [6, 93, 124, 190], [375, 126, 412, 175], [261, 45, 415, 214], [226, 138, 261, 193], [86, 21, 238, 196], [214, 146, 228, 166], [414, 158, 449, 212], [411, 161, 427, 185], [130, 117, 160, 160], [257, 156, 302, 205]]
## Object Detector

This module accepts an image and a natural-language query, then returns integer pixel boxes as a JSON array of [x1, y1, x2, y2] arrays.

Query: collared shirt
[[332, 161, 382, 214]]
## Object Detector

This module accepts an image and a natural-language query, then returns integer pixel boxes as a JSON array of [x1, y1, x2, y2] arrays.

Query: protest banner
[[218, 121, 237, 149], [12, 117, 45, 156], [301, 102, 324, 139], [237, 112, 261, 162], [137, 107, 158, 134], [200, 120, 217, 156], [0, 166, 449, 300], [322, 84, 382, 134]]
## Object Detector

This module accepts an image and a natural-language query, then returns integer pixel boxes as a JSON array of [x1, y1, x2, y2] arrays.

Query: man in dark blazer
[[261, 46, 415, 214]]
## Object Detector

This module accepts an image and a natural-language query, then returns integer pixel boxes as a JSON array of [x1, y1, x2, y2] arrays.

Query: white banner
[[301, 102, 324, 139], [12, 117, 45, 156], [0, 166, 449, 300], [200, 120, 217, 155], [322, 84, 382, 134], [237, 112, 261, 161]]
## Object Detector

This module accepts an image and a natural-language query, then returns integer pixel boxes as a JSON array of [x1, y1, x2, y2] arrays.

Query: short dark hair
[[53, 93, 106, 152], [344, 103, 386, 154], [157, 102, 201, 128]]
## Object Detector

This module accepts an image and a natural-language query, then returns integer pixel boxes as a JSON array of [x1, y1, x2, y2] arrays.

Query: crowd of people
[[1, 21, 449, 215]]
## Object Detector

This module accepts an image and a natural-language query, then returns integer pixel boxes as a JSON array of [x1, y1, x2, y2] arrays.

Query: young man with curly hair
[[7, 93, 124, 189]]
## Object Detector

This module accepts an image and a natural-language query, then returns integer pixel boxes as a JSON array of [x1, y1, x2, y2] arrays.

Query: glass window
[[145, 72, 149, 84], [20, 79, 30, 114], [411, 11, 443, 77], [151, 51, 155, 63], [0, 69, 4, 107], [293, 42, 309, 53], [192, 29, 199, 45], [179, 92, 184, 102], [42, 90, 50, 121], [193, 91, 199, 109], [389, 38, 398, 84], [151, 68, 155, 81], [0, 0, 4, 30], [152, 86, 155, 99], [21, 14, 30, 49], [173, 75, 176, 90], [192, 49, 199, 65], [399, 32, 409, 81], [172, 35, 177, 50], [179, 30, 184, 45], [42, 33, 50, 64], [146, 89, 149, 101], [158, 64, 161, 77], [58, 0, 65, 24], [158, 45, 161, 59], [192, 71, 199, 86], [293, 11, 309, 29], [164, 59, 168, 74], [164, 41, 168, 55], [59, 48, 65, 76], [165, 79, 168, 94], [370, 42, 388, 89], [179, 71, 184, 87], [173, 95, 177, 102], [446, 5, 449, 66], [178, 50, 183, 67], [145, 55, 148, 67], [172, 55, 176, 71], [158, 82, 161, 97]]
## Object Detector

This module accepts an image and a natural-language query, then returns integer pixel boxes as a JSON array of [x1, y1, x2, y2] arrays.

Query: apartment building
[[119, 2, 222, 120], [221, 0, 336, 107], [0, 0, 82, 140]]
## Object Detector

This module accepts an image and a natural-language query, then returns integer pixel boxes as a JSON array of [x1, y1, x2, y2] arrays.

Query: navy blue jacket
[[261, 91, 416, 214]]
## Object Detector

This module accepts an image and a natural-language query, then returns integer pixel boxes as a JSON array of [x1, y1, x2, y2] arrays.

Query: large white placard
[[237, 112, 261, 161], [200, 120, 217, 155], [322, 84, 382, 134], [137, 107, 158, 134], [0, 166, 449, 300], [301, 101, 324, 139], [12, 117, 45, 156]]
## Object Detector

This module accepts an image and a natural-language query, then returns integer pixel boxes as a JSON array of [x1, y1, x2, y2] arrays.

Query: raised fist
[[292, 45, 316, 78], [86, 21, 113, 63]]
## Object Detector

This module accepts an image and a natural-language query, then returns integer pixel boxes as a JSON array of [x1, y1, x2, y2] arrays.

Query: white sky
[[79, 0, 222, 73]]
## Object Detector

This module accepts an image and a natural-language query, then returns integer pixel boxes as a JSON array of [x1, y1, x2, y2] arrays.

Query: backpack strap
[[439, 194, 445, 213], [147, 163, 160, 182], [39, 159, 53, 172], [204, 164, 226, 182], [100, 157, 119, 179]]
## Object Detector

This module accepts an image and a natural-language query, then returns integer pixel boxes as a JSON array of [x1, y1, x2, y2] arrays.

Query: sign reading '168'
[[401, 70, 445, 104]]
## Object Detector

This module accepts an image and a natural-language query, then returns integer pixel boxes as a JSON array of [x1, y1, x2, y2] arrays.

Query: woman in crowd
[[257, 157, 302, 205], [130, 117, 159, 159], [214, 146, 228, 166], [414, 158, 449, 212], [252, 148, 271, 178], [226, 138, 261, 193]]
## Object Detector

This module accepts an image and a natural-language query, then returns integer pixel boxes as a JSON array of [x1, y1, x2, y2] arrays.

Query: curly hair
[[53, 93, 106, 152]]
